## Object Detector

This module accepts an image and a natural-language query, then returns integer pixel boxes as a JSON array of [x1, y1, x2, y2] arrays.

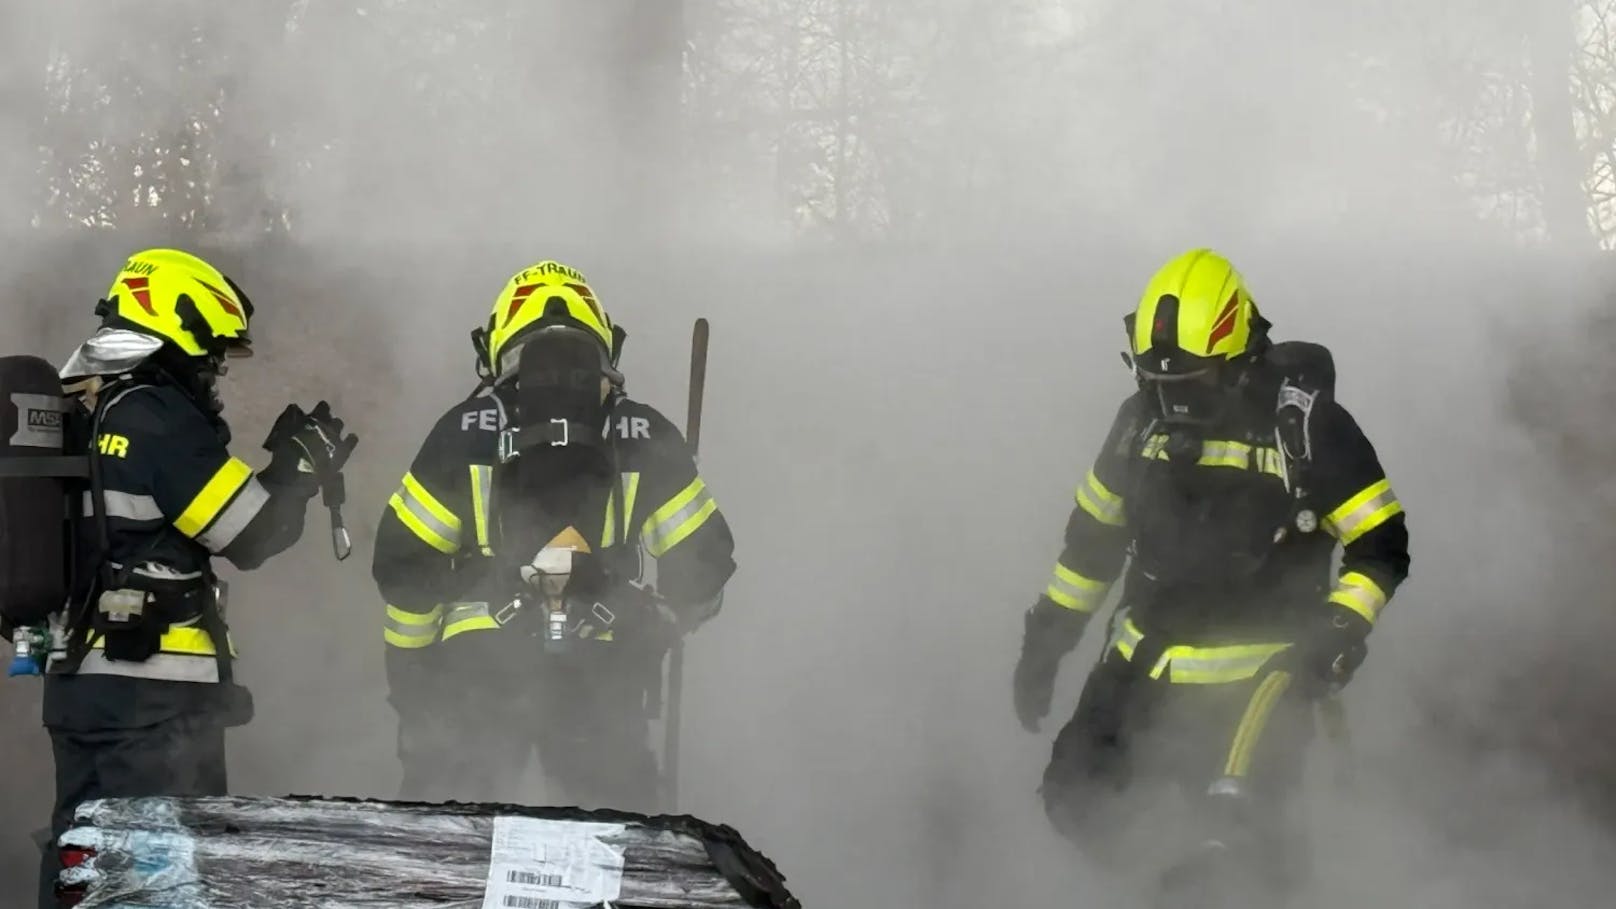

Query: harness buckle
[[496, 428, 520, 463]]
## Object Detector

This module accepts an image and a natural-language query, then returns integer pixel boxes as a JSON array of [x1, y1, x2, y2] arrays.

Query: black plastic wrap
[[58, 795, 800, 909]]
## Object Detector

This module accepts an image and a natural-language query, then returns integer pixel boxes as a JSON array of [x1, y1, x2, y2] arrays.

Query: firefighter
[[1011, 248, 1410, 901], [372, 260, 734, 812], [34, 248, 355, 907]]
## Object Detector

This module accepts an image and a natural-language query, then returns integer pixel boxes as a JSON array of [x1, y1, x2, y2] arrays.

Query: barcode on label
[[504, 870, 565, 887], [502, 897, 559, 909]]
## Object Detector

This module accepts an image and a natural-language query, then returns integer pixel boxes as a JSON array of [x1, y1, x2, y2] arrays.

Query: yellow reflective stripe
[[1107, 613, 1145, 659], [469, 465, 493, 555], [1074, 470, 1125, 527], [1224, 670, 1293, 777], [1325, 478, 1402, 544], [1198, 440, 1252, 468], [1253, 447, 1284, 477], [1045, 562, 1109, 612], [1329, 571, 1387, 624], [390, 472, 463, 554], [384, 628, 436, 649], [642, 477, 717, 557], [1109, 626, 1291, 684], [383, 604, 443, 649], [173, 457, 253, 538], [441, 601, 499, 641], [601, 472, 642, 547], [91, 625, 234, 657], [1152, 643, 1290, 683], [389, 493, 457, 554], [1138, 438, 1282, 476], [403, 472, 463, 533]]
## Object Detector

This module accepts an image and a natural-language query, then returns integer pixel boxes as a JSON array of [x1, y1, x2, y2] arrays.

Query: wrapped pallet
[[56, 796, 800, 909]]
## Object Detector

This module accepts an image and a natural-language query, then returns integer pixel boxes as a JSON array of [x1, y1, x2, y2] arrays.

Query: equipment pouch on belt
[[91, 568, 214, 664]]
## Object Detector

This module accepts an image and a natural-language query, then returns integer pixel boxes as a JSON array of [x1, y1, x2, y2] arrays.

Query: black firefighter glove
[[1013, 596, 1091, 733], [261, 401, 358, 494], [1295, 604, 1372, 695], [600, 576, 681, 656], [559, 553, 679, 655]]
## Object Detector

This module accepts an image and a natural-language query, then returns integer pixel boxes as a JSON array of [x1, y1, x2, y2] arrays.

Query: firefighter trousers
[[37, 712, 226, 908], [394, 640, 660, 812], [1040, 649, 1316, 897]]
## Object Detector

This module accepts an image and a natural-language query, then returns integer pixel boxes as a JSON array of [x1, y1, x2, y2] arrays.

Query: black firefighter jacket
[[372, 385, 736, 707], [1037, 372, 1411, 685]]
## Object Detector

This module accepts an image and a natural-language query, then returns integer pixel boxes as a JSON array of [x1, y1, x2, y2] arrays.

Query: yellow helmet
[[1124, 248, 1270, 424], [97, 248, 253, 358], [1127, 248, 1266, 368], [477, 260, 621, 380]]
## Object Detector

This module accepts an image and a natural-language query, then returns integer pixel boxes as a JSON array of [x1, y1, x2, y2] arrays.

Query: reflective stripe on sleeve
[[441, 601, 499, 641], [1324, 478, 1402, 545], [389, 472, 463, 554], [384, 604, 444, 649], [197, 477, 270, 552], [642, 478, 718, 557], [1075, 470, 1125, 527], [84, 490, 163, 523], [173, 457, 253, 538], [1044, 562, 1109, 613], [1328, 571, 1388, 624]]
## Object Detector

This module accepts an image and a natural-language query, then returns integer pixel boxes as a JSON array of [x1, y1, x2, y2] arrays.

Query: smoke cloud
[[2, 2, 1614, 906]]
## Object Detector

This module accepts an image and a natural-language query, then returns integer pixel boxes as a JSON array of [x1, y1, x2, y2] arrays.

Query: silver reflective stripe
[[398, 482, 462, 548], [1328, 484, 1400, 541], [83, 490, 163, 522], [198, 476, 270, 553], [1047, 564, 1107, 611], [51, 649, 219, 683], [445, 602, 492, 624], [385, 607, 442, 637], [1159, 651, 1273, 679], [644, 484, 716, 554], [1106, 609, 1143, 654], [1075, 471, 1124, 526], [470, 465, 493, 554], [1199, 441, 1251, 465], [602, 472, 642, 547]]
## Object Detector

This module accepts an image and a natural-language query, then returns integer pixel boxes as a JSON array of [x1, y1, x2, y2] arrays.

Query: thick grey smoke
[[3, 2, 1615, 906]]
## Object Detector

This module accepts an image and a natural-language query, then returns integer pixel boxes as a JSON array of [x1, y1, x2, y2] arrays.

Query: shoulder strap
[[57, 379, 153, 671]]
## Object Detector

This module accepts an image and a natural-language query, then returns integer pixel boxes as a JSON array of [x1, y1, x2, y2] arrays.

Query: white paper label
[[481, 817, 627, 909]]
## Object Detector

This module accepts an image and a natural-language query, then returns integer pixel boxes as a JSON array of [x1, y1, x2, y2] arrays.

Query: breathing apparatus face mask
[[1121, 306, 1269, 431], [1136, 362, 1232, 426], [500, 326, 616, 478]]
